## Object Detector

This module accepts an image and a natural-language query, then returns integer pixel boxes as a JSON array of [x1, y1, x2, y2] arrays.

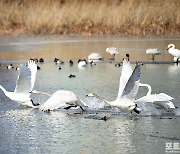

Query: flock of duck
[[0, 43, 180, 116]]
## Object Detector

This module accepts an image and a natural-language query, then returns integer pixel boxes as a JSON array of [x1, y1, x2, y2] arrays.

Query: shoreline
[[0, 32, 180, 39]]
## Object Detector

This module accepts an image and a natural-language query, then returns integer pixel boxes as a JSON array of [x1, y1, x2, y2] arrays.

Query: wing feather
[[14, 60, 37, 94], [120, 63, 141, 100], [136, 93, 174, 103], [117, 60, 133, 99]]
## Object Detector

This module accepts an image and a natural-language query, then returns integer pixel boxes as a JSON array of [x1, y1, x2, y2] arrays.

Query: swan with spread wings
[[0, 60, 37, 107], [87, 60, 141, 114]]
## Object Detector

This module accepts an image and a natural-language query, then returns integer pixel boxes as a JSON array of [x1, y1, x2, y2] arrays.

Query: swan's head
[[86, 92, 96, 97], [133, 104, 141, 114], [128, 104, 141, 114], [31, 90, 39, 94], [167, 44, 175, 50]]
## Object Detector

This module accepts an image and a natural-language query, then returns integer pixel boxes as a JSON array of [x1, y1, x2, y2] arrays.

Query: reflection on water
[[0, 36, 179, 62]]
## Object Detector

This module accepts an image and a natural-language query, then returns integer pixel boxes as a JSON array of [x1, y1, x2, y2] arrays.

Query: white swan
[[88, 53, 103, 61], [145, 48, 161, 61], [136, 83, 175, 109], [0, 60, 37, 107], [106, 47, 119, 60], [32, 90, 88, 112], [167, 44, 180, 63], [87, 60, 141, 114]]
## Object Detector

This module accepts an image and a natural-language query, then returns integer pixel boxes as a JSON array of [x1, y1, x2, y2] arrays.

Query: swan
[[78, 59, 88, 67], [136, 83, 175, 109], [145, 48, 161, 61], [167, 44, 180, 64], [87, 60, 141, 114], [106, 47, 119, 60], [0, 60, 38, 107], [88, 53, 103, 61], [32, 90, 88, 112]]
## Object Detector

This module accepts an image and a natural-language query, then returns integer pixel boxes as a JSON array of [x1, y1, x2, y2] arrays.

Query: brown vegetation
[[0, 0, 180, 36]]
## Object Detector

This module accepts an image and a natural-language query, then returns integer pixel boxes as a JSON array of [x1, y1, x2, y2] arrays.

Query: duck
[[7, 64, 14, 69], [39, 58, 44, 63], [78, 59, 88, 67], [69, 74, 76, 78]]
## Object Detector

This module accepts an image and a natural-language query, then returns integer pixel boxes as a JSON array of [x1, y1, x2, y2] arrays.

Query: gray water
[[0, 37, 180, 154]]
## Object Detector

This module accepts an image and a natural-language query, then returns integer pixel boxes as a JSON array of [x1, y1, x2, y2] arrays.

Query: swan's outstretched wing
[[154, 101, 175, 109], [14, 60, 37, 95], [136, 93, 174, 103], [117, 60, 133, 99], [120, 63, 141, 101], [39, 90, 85, 111], [135, 93, 175, 109]]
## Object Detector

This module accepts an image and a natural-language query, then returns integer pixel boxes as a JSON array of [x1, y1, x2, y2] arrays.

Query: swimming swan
[[0, 60, 37, 107], [88, 53, 103, 61], [87, 60, 141, 114], [136, 83, 175, 109]]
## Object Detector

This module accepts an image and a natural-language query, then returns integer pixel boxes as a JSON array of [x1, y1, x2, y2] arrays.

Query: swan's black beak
[[167, 46, 172, 50], [133, 107, 140, 114], [133, 104, 141, 114]]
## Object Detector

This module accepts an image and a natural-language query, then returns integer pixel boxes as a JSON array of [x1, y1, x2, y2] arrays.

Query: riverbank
[[0, 0, 180, 37]]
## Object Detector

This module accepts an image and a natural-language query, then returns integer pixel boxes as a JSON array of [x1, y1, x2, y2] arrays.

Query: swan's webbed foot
[[64, 105, 77, 110], [176, 58, 179, 65], [80, 106, 85, 113]]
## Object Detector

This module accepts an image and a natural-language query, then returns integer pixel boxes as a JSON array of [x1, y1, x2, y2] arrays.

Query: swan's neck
[[0, 85, 9, 96], [139, 83, 152, 96], [31, 90, 51, 97], [76, 97, 88, 107]]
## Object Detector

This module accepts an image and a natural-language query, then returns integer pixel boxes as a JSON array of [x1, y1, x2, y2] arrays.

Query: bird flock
[[0, 44, 179, 116]]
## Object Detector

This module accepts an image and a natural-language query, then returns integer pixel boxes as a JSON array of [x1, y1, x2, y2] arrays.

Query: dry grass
[[0, 0, 180, 36]]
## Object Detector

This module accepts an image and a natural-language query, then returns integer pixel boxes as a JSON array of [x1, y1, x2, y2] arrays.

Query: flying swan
[[87, 60, 141, 114], [135, 83, 175, 109], [0, 60, 38, 107]]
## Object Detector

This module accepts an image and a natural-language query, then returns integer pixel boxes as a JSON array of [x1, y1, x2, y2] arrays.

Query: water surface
[[0, 37, 180, 154], [0, 36, 179, 62]]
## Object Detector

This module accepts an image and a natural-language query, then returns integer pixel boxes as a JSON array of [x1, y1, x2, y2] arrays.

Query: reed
[[0, 0, 179, 36]]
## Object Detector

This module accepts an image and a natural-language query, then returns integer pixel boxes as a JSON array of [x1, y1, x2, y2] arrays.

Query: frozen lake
[[0, 36, 180, 154]]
